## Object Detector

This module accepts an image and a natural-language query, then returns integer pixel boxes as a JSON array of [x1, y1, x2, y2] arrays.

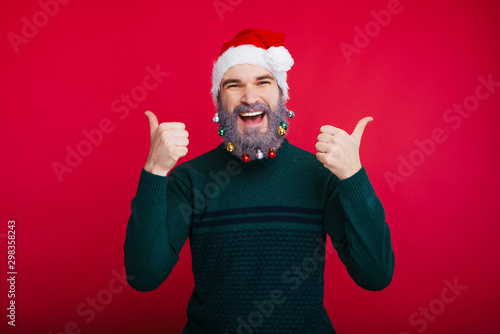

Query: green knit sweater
[[124, 139, 395, 333]]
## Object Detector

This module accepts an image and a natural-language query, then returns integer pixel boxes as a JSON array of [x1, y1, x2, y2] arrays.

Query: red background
[[2, 0, 500, 333]]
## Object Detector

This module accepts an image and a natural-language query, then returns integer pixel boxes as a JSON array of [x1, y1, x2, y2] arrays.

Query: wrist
[[336, 165, 362, 180], [144, 161, 170, 176]]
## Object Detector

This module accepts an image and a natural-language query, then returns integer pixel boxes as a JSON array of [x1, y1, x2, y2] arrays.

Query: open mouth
[[239, 110, 265, 125]]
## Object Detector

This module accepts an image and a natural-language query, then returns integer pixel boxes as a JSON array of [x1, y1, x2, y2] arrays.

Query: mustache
[[233, 103, 272, 115], [216, 96, 288, 161]]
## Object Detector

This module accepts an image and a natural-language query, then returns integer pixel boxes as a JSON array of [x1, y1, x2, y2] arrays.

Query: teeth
[[240, 111, 264, 117]]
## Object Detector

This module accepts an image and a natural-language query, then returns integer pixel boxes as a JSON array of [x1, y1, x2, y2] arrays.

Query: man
[[124, 28, 395, 333]]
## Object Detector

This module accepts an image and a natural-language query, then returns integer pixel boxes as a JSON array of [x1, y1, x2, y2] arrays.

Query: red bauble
[[242, 153, 250, 163], [268, 149, 276, 158]]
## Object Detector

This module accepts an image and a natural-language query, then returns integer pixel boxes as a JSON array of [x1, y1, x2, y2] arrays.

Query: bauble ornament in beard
[[214, 98, 293, 162]]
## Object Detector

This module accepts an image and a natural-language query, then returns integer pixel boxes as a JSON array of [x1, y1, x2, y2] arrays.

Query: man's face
[[220, 64, 280, 135], [217, 64, 288, 161]]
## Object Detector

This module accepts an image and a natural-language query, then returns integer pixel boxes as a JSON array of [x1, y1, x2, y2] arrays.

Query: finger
[[315, 141, 331, 153], [316, 152, 333, 166], [165, 136, 189, 147], [158, 122, 186, 130], [159, 129, 189, 138], [351, 116, 373, 144], [177, 147, 188, 158], [317, 133, 334, 143], [319, 125, 343, 135], [145, 110, 159, 135], [169, 146, 188, 160]]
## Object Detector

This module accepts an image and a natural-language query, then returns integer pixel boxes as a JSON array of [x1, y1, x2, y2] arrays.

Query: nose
[[241, 85, 260, 105]]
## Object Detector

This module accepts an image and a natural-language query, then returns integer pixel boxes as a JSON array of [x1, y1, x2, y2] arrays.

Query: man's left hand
[[316, 117, 373, 180]]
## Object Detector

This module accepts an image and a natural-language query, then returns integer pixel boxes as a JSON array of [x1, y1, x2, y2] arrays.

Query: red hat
[[211, 28, 294, 105]]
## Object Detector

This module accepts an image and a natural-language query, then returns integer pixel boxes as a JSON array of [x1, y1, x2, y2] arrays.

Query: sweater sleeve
[[323, 167, 395, 291], [124, 168, 192, 292]]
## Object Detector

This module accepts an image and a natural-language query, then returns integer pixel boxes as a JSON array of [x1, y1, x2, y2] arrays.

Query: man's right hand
[[144, 110, 189, 176]]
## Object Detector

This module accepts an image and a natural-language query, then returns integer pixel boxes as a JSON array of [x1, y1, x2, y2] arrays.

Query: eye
[[258, 81, 271, 85], [227, 84, 240, 88]]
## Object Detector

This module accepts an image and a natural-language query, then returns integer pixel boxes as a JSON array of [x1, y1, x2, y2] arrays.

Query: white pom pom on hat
[[211, 28, 294, 106]]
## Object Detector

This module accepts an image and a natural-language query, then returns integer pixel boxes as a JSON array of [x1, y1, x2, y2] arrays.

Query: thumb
[[351, 116, 373, 144], [144, 110, 159, 135]]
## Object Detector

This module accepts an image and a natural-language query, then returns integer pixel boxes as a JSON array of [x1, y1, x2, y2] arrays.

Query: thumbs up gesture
[[316, 117, 373, 180], [143, 110, 189, 176]]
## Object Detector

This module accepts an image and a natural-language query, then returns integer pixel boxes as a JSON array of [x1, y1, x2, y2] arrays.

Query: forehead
[[222, 64, 275, 82]]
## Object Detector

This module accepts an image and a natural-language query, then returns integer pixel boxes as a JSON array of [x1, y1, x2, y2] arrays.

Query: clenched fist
[[316, 117, 373, 180], [144, 110, 189, 176]]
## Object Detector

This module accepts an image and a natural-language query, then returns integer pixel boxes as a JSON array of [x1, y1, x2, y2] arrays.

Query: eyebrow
[[221, 75, 276, 88], [221, 79, 241, 88], [256, 75, 275, 82]]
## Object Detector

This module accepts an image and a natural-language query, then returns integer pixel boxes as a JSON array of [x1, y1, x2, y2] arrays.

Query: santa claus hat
[[211, 28, 294, 105]]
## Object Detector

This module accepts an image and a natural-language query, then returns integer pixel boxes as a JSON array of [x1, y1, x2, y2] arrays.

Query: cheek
[[222, 95, 237, 112], [266, 96, 279, 111], [266, 87, 280, 109]]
